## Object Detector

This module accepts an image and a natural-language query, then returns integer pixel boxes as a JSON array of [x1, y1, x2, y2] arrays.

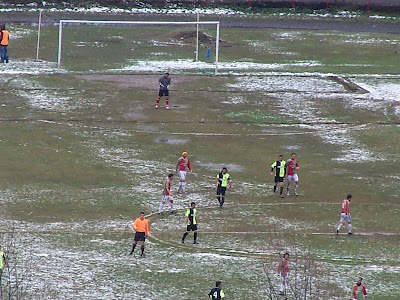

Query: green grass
[[1, 19, 400, 299]]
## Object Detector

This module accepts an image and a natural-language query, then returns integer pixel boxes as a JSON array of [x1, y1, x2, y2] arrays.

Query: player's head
[[168, 173, 174, 179], [190, 202, 196, 208], [291, 153, 296, 159], [278, 154, 283, 161], [347, 194, 352, 201], [139, 212, 145, 220], [182, 151, 188, 157], [215, 280, 222, 288], [164, 72, 169, 78], [284, 252, 289, 259], [222, 167, 228, 174], [357, 277, 363, 285]]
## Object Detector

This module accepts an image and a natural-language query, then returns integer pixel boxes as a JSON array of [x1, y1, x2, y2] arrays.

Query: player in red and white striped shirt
[[175, 151, 192, 195], [277, 252, 290, 297], [336, 194, 353, 235]]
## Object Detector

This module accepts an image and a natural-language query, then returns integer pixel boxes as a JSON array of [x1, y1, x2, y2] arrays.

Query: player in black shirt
[[207, 281, 225, 299]]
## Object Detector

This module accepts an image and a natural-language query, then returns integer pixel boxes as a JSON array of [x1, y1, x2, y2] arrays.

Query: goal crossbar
[[57, 20, 221, 73]]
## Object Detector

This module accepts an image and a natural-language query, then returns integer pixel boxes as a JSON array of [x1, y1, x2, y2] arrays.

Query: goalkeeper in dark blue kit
[[207, 281, 225, 300], [155, 72, 171, 109]]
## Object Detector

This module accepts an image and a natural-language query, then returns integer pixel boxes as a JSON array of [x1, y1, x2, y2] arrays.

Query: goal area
[[57, 20, 221, 74]]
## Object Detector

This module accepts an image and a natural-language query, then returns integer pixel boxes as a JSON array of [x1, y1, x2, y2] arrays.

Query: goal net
[[57, 20, 221, 74]]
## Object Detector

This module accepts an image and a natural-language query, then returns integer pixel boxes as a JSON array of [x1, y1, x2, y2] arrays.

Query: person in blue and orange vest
[[0, 24, 10, 63]]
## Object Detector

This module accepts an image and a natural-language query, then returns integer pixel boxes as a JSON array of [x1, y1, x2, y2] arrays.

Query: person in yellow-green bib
[[0, 245, 6, 277], [216, 167, 232, 208]]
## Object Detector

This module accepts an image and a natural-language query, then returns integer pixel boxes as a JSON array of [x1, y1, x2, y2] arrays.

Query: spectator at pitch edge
[[0, 24, 10, 63]]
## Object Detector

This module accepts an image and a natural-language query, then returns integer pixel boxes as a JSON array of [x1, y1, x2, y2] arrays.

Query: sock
[[159, 203, 164, 213], [182, 182, 186, 193], [156, 97, 160, 105], [294, 182, 299, 192], [221, 197, 225, 205], [169, 202, 174, 211], [286, 186, 289, 191], [337, 224, 342, 231], [130, 244, 136, 254], [165, 97, 169, 106], [182, 232, 188, 242], [194, 232, 197, 242], [280, 187, 283, 195], [141, 246, 144, 255], [273, 185, 277, 192], [279, 282, 284, 292], [348, 224, 352, 233]]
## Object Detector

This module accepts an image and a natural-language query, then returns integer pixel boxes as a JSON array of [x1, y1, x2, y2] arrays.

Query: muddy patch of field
[[77, 74, 206, 90]]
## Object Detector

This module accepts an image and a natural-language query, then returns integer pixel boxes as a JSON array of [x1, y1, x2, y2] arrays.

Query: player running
[[216, 167, 232, 208], [336, 194, 353, 235], [159, 173, 175, 215], [277, 252, 290, 298], [271, 154, 287, 198], [129, 212, 150, 257], [176, 151, 192, 195], [286, 152, 300, 196], [155, 72, 171, 109], [351, 277, 368, 300], [207, 281, 225, 299], [181, 202, 199, 245]]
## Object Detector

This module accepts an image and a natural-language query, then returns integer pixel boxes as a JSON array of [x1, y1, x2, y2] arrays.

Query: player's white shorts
[[339, 213, 351, 223], [162, 195, 173, 203], [287, 174, 299, 182], [178, 170, 187, 181]]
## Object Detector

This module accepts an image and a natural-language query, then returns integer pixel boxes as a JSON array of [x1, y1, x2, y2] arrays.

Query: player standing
[[270, 155, 287, 198], [0, 24, 9, 64], [176, 151, 192, 195], [286, 153, 300, 196], [159, 173, 175, 215], [181, 202, 199, 245], [216, 167, 232, 208], [277, 252, 290, 297], [129, 212, 149, 257], [155, 72, 171, 109], [207, 281, 225, 299], [351, 277, 368, 300], [336, 194, 353, 235]]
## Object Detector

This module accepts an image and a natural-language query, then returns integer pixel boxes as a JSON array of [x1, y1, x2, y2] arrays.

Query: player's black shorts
[[186, 224, 197, 231], [159, 89, 169, 97], [217, 185, 227, 196], [134, 232, 146, 242], [274, 176, 285, 183]]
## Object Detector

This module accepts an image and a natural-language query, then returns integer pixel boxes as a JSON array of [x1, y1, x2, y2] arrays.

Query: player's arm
[[145, 221, 150, 237], [132, 219, 138, 232], [228, 177, 232, 188], [176, 159, 180, 173], [187, 159, 192, 172], [185, 210, 190, 224], [270, 161, 276, 176]]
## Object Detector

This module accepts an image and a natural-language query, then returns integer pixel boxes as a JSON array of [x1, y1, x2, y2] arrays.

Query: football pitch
[[0, 13, 400, 299]]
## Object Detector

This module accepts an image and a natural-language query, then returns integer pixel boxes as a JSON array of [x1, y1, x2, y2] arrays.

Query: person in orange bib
[[129, 212, 150, 257], [0, 24, 9, 63]]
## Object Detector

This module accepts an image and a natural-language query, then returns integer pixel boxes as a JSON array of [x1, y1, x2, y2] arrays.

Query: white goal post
[[57, 20, 221, 74]]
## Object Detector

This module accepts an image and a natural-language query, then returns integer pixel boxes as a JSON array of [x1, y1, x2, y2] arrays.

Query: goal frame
[[57, 20, 221, 74]]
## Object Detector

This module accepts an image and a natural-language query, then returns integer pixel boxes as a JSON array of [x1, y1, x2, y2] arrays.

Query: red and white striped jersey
[[341, 199, 350, 214]]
